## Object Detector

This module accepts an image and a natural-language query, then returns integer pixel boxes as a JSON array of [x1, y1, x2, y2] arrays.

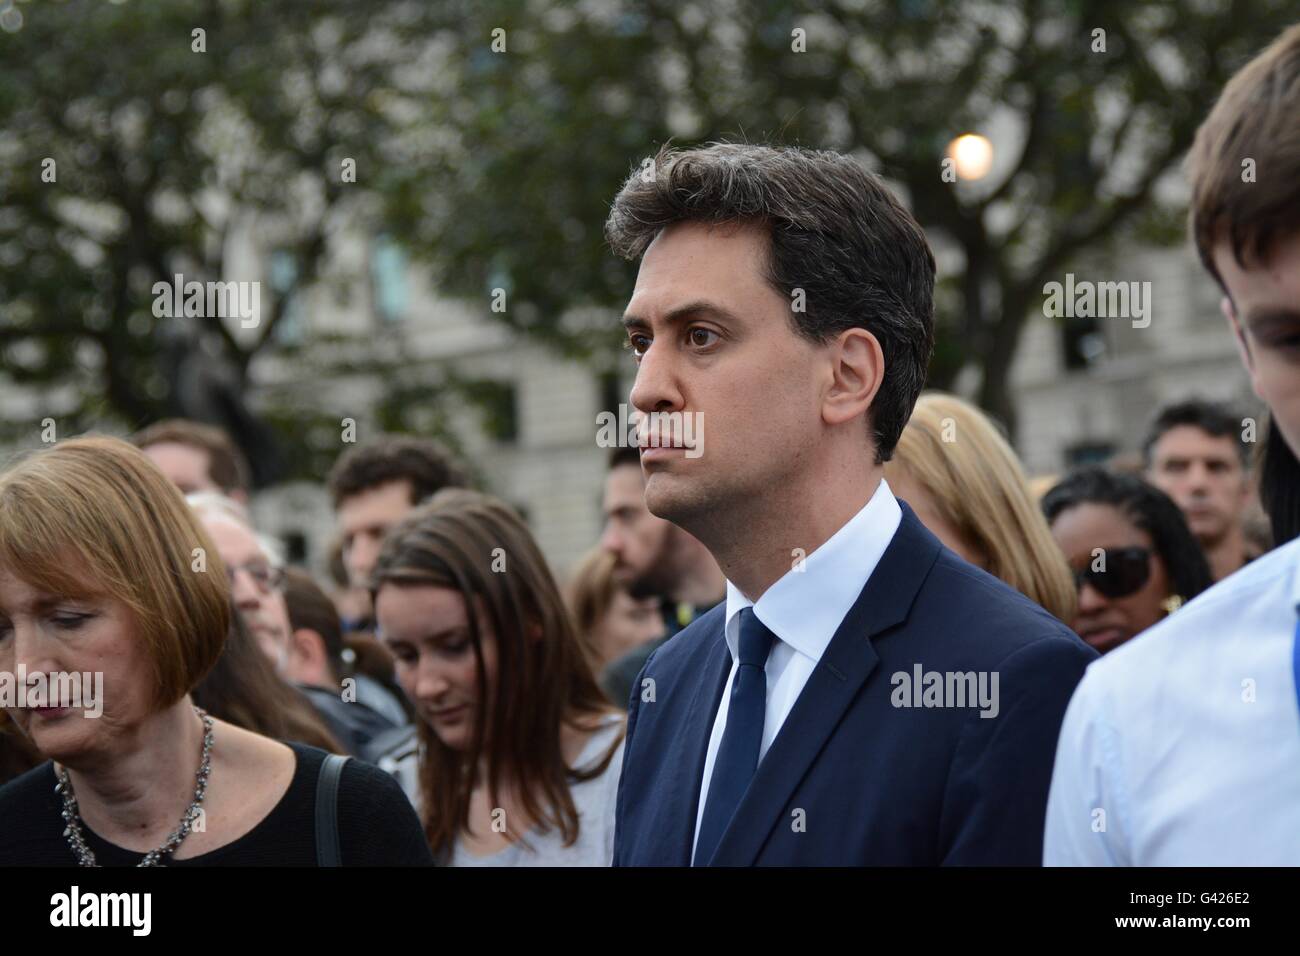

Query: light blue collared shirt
[[1044, 534, 1300, 865], [690, 477, 902, 862]]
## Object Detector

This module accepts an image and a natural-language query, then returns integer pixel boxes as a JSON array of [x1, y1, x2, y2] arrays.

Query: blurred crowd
[[0, 388, 1275, 862]]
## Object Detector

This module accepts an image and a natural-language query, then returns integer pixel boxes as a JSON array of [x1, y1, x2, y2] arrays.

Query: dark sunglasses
[[1072, 547, 1151, 599]]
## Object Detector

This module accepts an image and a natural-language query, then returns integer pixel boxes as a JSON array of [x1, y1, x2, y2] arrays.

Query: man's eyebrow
[[621, 300, 742, 330]]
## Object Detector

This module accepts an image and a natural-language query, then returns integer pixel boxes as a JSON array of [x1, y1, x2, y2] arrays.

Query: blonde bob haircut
[[887, 393, 1078, 624], [0, 435, 230, 726]]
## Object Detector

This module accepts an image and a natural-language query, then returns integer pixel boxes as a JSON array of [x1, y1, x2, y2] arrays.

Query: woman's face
[[0, 568, 156, 765], [1049, 503, 1173, 653], [375, 584, 496, 753], [591, 589, 665, 669]]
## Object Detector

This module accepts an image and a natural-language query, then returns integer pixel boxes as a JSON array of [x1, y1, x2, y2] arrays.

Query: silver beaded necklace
[[56, 706, 215, 867]]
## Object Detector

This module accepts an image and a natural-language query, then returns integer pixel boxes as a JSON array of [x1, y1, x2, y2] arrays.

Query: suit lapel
[[661, 624, 731, 865], [708, 505, 942, 865]]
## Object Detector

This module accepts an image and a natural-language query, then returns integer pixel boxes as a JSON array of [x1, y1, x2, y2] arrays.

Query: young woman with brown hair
[[372, 488, 625, 865]]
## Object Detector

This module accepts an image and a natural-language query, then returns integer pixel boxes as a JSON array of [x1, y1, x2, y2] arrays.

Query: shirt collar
[[723, 477, 903, 663]]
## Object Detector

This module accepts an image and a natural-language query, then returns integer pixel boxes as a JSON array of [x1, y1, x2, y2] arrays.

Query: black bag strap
[[315, 753, 351, 867]]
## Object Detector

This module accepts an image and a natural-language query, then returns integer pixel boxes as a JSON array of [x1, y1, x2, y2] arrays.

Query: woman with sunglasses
[[1042, 467, 1213, 653]]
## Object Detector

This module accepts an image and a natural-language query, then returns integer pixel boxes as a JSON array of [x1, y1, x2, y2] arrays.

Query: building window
[[1065, 441, 1115, 468], [463, 379, 518, 444], [370, 236, 408, 325], [269, 250, 303, 345], [281, 530, 307, 566], [1061, 315, 1105, 370], [599, 370, 623, 416]]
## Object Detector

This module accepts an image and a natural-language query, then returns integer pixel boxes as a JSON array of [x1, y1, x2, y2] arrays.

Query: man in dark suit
[[603, 143, 1096, 866]]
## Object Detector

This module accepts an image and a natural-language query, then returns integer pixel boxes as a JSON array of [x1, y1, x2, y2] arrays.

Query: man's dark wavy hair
[[605, 142, 935, 463]]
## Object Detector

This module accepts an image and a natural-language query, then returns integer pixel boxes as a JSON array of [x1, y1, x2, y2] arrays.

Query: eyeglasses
[[1072, 547, 1151, 599], [226, 561, 285, 593]]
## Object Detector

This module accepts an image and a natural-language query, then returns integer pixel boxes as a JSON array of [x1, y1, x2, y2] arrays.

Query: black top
[[0, 743, 434, 866]]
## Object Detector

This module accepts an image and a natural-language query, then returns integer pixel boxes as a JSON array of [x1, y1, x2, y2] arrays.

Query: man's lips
[[639, 445, 690, 460]]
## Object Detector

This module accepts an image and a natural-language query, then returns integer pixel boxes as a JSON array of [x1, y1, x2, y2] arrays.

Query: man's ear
[[290, 627, 327, 675], [823, 328, 884, 427]]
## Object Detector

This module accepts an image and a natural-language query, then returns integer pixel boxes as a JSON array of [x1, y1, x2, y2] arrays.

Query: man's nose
[[600, 522, 624, 556], [230, 568, 263, 608], [629, 339, 682, 416], [349, 536, 381, 585]]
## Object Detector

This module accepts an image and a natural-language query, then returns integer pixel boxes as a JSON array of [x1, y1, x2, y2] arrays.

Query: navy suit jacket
[[613, 503, 1097, 866]]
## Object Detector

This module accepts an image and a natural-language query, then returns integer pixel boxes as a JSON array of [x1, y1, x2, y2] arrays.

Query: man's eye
[[688, 328, 719, 348], [625, 334, 650, 358]]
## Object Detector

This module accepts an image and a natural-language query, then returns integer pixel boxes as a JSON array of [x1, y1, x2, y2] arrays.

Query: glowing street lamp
[[946, 134, 994, 181]]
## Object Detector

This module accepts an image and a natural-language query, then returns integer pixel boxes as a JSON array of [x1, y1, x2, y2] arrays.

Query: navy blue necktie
[[694, 607, 776, 866]]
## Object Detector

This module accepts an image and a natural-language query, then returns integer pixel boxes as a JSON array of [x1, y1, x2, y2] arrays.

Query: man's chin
[[644, 471, 710, 526]]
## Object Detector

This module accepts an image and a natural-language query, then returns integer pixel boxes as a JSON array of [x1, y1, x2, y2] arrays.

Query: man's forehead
[[627, 221, 771, 315], [1213, 232, 1300, 311], [1155, 426, 1239, 455], [207, 514, 265, 558], [1154, 426, 1242, 463]]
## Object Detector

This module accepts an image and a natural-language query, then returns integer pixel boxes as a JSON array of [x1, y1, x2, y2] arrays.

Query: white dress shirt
[[1044, 534, 1300, 865], [690, 477, 902, 862]]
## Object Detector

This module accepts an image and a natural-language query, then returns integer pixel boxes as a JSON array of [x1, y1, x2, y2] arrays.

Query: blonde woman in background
[[566, 547, 666, 681], [885, 392, 1077, 624]]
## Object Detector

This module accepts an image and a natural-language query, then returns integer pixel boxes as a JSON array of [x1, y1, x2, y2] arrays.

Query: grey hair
[[605, 142, 935, 463], [185, 491, 286, 568]]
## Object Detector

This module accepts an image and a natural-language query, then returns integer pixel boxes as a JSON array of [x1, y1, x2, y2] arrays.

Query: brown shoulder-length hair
[[370, 488, 623, 859], [192, 602, 344, 754], [0, 435, 229, 730]]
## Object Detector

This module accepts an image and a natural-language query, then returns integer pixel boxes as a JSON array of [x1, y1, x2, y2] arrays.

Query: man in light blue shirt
[[1045, 24, 1300, 865]]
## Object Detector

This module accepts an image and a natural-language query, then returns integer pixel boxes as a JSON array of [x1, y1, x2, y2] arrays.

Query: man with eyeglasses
[[190, 493, 294, 673], [189, 493, 404, 758]]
